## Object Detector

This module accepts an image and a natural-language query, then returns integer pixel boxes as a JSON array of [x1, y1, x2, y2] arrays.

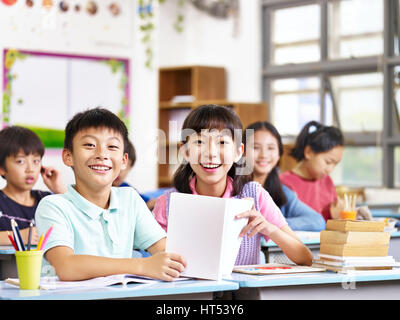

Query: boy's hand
[[41, 166, 67, 194], [20, 226, 39, 245], [140, 252, 186, 281]]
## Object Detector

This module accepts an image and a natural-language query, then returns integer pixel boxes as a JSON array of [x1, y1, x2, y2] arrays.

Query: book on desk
[[313, 219, 399, 273], [233, 263, 325, 275], [5, 274, 190, 290]]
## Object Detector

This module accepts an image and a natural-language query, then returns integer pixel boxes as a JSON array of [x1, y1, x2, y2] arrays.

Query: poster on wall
[[2, 48, 130, 148]]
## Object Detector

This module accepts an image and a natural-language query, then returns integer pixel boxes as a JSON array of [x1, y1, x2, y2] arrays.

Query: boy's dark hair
[[64, 107, 129, 151], [290, 120, 344, 162], [0, 126, 44, 171], [126, 140, 136, 167], [173, 104, 250, 196], [243, 121, 287, 208]]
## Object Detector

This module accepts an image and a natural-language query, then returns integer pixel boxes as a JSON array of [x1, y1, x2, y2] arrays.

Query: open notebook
[[6, 274, 190, 290], [233, 263, 326, 275], [166, 193, 253, 281]]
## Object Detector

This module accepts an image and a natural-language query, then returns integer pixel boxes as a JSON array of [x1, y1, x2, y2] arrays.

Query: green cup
[[15, 250, 44, 290]]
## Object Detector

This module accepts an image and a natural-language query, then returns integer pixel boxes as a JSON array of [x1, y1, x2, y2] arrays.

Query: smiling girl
[[244, 121, 325, 231], [153, 105, 312, 266]]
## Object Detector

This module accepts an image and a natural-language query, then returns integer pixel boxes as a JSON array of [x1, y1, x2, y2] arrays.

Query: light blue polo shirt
[[35, 185, 166, 274]]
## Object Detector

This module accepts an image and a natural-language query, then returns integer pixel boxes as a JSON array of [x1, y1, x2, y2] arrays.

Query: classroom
[[0, 0, 400, 303]]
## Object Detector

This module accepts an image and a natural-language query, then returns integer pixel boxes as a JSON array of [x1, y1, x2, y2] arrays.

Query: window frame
[[262, 0, 400, 188]]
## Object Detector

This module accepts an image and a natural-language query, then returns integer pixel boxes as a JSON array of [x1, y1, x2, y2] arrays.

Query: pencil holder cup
[[15, 250, 43, 289], [340, 210, 357, 220]]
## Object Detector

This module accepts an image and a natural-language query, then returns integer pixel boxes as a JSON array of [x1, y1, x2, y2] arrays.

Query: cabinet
[[279, 144, 297, 173], [158, 66, 267, 187]]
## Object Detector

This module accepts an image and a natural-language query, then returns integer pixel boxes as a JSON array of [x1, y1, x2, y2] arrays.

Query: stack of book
[[313, 219, 397, 273]]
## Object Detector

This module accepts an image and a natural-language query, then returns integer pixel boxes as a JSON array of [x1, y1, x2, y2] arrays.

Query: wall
[[0, 0, 159, 192], [157, 0, 262, 102]]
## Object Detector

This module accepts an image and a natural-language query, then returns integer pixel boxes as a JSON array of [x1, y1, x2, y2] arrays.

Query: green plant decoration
[[3, 49, 28, 124], [138, 0, 186, 69], [102, 59, 130, 129]]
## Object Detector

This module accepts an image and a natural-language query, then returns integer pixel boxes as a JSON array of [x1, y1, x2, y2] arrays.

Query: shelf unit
[[279, 144, 297, 173], [158, 66, 267, 188]]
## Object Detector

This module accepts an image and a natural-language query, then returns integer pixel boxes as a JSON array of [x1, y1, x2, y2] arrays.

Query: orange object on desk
[[340, 210, 357, 220]]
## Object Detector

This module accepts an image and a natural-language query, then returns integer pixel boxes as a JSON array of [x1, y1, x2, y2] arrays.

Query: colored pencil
[[37, 234, 44, 251], [27, 222, 33, 251], [39, 225, 53, 250], [11, 219, 24, 251], [7, 231, 18, 251], [13, 219, 25, 251]]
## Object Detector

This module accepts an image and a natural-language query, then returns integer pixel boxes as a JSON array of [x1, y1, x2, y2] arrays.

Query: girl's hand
[[330, 197, 345, 219], [236, 209, 278, 238], [41, 166, 67, 194]]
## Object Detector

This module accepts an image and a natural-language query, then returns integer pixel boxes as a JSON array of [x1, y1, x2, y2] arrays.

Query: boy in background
[[36, 107, 186, 281], [0, 126, 66, 245], [112, 139, 151, 203]]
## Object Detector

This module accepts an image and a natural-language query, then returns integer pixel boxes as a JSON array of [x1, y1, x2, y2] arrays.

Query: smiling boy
[[35, 108, 186, 281]]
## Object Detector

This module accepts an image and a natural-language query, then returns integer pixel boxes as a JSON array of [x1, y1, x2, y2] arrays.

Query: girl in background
[[244, 121, 325, 231], [153, 105, 312, 266], [280, 121, 344, 221]]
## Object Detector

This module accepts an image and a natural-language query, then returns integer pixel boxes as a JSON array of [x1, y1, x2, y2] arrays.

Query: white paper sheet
[[166, 193, 252, 280]]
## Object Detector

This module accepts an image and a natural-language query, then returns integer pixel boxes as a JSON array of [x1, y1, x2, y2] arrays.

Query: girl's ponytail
[[290, 121, 343, 161], [173, 163, 194, 194]]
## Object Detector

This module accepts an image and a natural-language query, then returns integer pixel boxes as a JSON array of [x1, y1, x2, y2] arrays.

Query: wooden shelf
[[159, 99, 231, 109], [157, 66, 268, 188]]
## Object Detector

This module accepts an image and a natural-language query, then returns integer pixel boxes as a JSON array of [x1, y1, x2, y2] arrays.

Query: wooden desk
[[0, 247, 150, 280], [227, 270, 400, 300], [0, 279, 238, 300]]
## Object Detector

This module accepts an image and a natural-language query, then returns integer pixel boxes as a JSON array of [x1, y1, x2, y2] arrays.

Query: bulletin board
[[2, 48, 130, 148]]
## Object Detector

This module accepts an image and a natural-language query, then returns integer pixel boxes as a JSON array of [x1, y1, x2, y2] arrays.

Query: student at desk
[[153, 105, 313, 266], [0, 126, 66, 245], [280, 121, 345, 221], [243, 121, 325, 231], [35, 108, 186, 281]]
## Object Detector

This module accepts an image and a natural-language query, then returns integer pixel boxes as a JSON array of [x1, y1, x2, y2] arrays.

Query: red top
[[279, 171, 337, 221]]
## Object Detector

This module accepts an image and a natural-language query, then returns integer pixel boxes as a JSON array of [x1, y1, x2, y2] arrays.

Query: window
[[396, 147, 400, 187], [329, 73, 383, 132], [262, 0, 400, 188], [332, 147, 382, 187], [328, 0, 383, 59], [395, 66, 400, 125], [394, 0, 400, 56], [272, 5, 320, 65], [271, 77, 320, 135]]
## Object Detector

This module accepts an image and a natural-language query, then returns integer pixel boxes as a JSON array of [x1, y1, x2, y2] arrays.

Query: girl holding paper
[[153, 105, 313, 266]]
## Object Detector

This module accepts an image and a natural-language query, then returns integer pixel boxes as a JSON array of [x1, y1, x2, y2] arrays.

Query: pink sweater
[[280, 171, 337, 221], [152, 176, 287, 242]]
